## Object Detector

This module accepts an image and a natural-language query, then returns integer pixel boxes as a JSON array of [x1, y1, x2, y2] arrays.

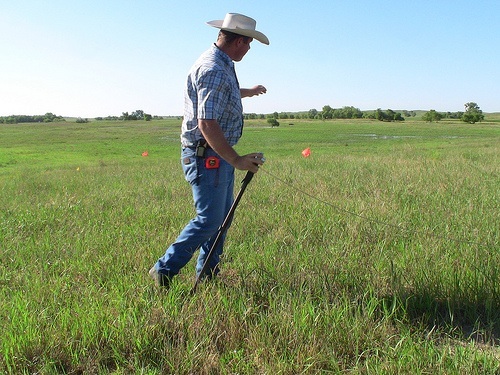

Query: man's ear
[[237, 36, 250, 45]]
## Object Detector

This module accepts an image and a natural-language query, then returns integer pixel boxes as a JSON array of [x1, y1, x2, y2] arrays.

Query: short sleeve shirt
[[181, 44, 243, 147]]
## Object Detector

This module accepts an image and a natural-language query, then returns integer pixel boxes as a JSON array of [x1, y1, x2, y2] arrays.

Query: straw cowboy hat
[[207, 13, 269, 45]]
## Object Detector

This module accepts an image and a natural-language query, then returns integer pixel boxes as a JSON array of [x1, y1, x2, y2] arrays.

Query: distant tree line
[[0, 112, 64, 124], [95, 114, 167, 121], [244, 102, 485, 125], [1, 103, 486, 125], [245, 106, 407, 122], [0, 110, 161, 124], [421, 102, 484, 124], [120, 109, 152, 121]]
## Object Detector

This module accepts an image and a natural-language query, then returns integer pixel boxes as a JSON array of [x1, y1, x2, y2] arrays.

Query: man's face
[[233, 37, 253, 62]]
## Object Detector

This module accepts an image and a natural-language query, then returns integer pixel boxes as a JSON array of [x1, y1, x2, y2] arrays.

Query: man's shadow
[[385, 266, 499, 346]]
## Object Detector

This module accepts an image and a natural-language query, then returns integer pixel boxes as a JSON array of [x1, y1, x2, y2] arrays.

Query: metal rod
[[191, 171, 254, 293]]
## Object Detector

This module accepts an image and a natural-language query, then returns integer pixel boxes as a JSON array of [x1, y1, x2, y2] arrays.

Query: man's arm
[[198, 119, 263, 173], [240, 85, 267, 98]]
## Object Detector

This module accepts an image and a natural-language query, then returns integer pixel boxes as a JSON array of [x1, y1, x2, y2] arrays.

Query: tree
[[321, 105, 333, 119], [375, 108, 386, 121], [308, 109, 318, 119], [267, 118, 279, 127], [462, 102, 484, 124], [43, 112, 63, 122], [122, 109, 152, 121], [422, 109, 443, 122], [363, 111, 376, 119], [373, 108, 404, 122], [393, 112, 404, 121], [132, 109, 145, 120], [339, 106, 363, 119], [446, 111, 463, 119], [386, 109, 396, 120]]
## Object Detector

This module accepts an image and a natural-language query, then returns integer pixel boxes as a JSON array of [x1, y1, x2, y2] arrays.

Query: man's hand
[[233, 153, 265, 173], [241, 85, 267, 98]]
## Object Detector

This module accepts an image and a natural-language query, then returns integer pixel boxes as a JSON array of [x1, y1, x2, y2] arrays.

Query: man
[[149, 13, 269, 287]]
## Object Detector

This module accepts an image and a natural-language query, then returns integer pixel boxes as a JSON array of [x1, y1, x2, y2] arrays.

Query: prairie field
[[0, 118, 499, 374]]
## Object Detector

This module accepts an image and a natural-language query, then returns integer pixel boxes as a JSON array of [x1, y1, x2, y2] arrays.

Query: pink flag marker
[[142, 151, 149, 157], [302, 147, 311, 157]]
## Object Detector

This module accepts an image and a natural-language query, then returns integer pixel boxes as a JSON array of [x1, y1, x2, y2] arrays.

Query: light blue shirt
[[181, 44, 243, 147]]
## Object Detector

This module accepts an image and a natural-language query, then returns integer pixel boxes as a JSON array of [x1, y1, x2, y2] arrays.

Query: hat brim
[[207, 20, 269, 45]]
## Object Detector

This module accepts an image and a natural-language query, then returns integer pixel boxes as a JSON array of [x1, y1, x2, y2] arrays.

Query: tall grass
[[1, 119, 499, 373]]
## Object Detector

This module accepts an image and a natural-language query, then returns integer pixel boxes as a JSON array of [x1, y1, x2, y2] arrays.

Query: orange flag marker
[[301, 147, 311, 157]]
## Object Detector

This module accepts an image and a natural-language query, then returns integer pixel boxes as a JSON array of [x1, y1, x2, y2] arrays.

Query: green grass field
[[1, 118, 499, 374]]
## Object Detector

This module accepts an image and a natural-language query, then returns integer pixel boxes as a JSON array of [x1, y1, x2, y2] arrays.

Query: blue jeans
[[155, 147, 235, 278]]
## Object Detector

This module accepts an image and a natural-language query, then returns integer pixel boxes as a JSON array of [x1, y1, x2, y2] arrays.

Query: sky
[[1, 0, 499, 118]]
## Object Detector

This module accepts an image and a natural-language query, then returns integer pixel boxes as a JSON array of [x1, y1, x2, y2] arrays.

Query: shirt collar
[[212, 43, 234, 68]]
